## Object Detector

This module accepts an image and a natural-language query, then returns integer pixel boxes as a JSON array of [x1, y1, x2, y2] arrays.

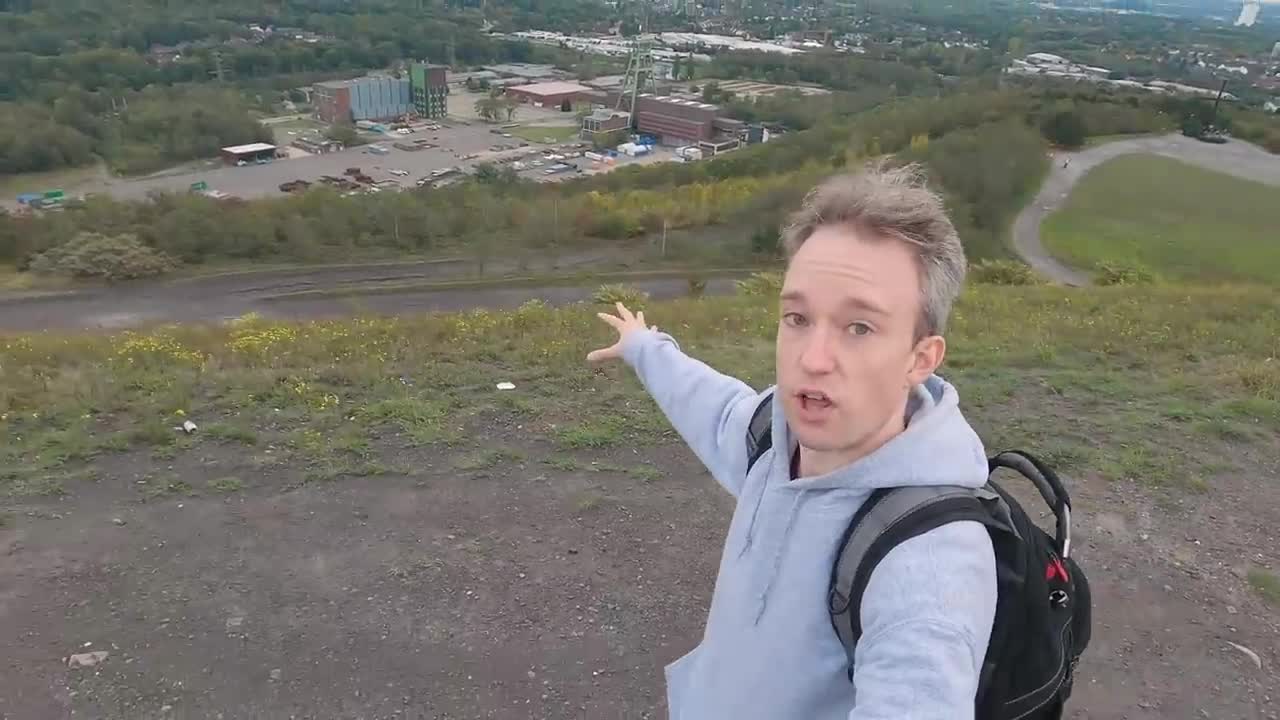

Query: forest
[[0, 0, 606, 174]]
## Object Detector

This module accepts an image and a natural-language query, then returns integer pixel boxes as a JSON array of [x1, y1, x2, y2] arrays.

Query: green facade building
[[410, 63, 449, 119]]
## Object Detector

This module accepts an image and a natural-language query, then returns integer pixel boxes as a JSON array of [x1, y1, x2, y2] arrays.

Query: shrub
[[969, 259, 1041, 286], [750, 225, 780, 255], [1095, 262, 1156, 286], [735, 271, 783, 296], [29, 233, 177, 282], [592, 283, 650, 306]]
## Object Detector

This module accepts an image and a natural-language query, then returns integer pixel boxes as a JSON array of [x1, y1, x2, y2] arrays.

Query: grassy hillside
[[2, 282, 1277, 501], [1041, 154, 1280, 283]]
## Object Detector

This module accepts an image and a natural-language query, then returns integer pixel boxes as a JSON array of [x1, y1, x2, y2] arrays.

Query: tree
[[1180, 113, 1204, 139], [1040, 109, 1087, 148], [503, 97, 519, 122], [326, 122, 359, 147], [474, 95, 503, 122]]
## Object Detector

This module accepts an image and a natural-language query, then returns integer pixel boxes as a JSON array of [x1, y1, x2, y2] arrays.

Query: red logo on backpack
[[1045, 556, 1069, 583]]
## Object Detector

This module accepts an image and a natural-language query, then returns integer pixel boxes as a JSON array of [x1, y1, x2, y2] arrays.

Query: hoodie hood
[[771, 374, 989, 491], [736, 374, 989, 622]]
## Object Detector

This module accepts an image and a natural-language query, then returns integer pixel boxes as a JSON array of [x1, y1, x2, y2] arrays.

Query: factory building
[[580, 108, 632, 143], [632, 94, 719, 144], [314, 64, 450, 123], [314, 76, 411, 123], [505, 81, 601, 108], [410, 63, 449, 119], [221, 143, 278, 165]]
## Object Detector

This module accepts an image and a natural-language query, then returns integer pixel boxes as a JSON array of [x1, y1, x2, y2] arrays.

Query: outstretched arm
[[587, 303, 765, 497]]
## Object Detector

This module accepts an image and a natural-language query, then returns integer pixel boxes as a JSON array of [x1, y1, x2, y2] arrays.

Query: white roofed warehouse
[[220, 143, 278, 166]]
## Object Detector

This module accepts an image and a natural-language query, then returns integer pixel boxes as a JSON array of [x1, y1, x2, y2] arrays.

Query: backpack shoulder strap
[[745, 393, 774, 475], [828, 484, 1013, 681]]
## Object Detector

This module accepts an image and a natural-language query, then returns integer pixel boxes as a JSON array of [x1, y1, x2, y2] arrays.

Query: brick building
[[314, 76, 412, 124], [632, 94, 718, 144]]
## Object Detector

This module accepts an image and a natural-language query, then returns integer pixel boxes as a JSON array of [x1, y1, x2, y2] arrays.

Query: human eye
[[782, 312, 808, 328], [847, 321, 873, 336]]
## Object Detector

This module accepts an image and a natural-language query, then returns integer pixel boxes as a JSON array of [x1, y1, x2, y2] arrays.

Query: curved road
[[1011, 133, 1280, 286]]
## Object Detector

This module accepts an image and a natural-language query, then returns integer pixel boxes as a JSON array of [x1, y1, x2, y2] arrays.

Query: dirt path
[[0, 252, 737, 333], [1011, 133, 1280, 286], [1, 432, 1276, 718]]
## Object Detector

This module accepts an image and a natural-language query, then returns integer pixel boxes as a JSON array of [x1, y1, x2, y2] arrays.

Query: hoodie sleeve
[[619, 328, 764, 497], [847, 520, 998, 720]]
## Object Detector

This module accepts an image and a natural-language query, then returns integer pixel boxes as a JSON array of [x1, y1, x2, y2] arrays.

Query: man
[[587, 162, 997, 719]]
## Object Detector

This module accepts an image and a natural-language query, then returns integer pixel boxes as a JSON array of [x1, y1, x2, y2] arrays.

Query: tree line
[[0, 86, 275, 176]]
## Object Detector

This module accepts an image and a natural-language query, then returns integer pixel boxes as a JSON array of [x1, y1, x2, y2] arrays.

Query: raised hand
[[586, 302, 655, 364]]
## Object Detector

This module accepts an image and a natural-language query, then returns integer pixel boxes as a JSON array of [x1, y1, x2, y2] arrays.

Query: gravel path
[[1010, 133, 1280, 286]]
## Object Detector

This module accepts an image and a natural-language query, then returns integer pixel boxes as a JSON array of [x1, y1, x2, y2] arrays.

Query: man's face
[[775, 223, 945, 462]]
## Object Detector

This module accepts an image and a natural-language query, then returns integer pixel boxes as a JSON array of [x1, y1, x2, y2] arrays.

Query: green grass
[[203, 422, 259, 445], [1, 284, 1278, 499], [454, 448, 522, 471], [1248, 569, 1280, 607], [210, 476, 245, 493], [0, 163, 104, 201], [507, 124, 580, 144], [1042, 154, 1280, 284]]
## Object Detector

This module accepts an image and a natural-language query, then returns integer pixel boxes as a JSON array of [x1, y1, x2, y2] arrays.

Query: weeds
[[203, 422, 260, 445], [556, 417, 626, 449], [970, 259, 1041, 286], [454, 449, 521, 471], [1248, 569, 1280, 607], [2, 284, 1277, 497], [210, 476, 245, 493], [592, 283, 649, 307]]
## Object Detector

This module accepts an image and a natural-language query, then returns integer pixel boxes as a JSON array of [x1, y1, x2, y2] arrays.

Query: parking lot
[[42, 113, 672, 204], [91, 121, 507, 202]]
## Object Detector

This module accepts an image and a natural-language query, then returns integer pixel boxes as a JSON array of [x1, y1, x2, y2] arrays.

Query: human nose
[[798, 325, 836, 375]]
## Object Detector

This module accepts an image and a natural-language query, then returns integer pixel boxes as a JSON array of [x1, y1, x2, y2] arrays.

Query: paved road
[[1011, 133, 1280, 286]]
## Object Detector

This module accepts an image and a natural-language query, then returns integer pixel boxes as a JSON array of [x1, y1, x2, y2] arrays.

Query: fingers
[[615, 302, 634, 322], [636, 310, 645, 327], [596, 312, 624, 330], [586, 344, 620, 363]]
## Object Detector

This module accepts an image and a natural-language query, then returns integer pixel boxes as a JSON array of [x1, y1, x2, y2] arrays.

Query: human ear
[[906, 335, 946, 386]]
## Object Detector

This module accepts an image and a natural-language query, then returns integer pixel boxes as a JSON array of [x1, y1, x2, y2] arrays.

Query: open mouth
[[798, 390, 833, 411]]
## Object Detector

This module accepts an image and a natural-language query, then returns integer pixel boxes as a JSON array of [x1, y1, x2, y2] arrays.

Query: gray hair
[[780, 161, 966, 339]]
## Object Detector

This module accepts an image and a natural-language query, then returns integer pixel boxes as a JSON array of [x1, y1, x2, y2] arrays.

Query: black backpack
[[746, 395, 1092, 720]]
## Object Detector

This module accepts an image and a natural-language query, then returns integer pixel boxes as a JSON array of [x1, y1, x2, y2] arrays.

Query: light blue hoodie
[[620, 328, 998, 720]]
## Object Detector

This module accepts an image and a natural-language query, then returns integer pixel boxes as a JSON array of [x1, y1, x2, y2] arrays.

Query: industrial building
[[314, 76, 411, 123], [410, 63, 449, 119], [632, 94, 719, 144], [221, 143, 278, 165], [505, 81, 601, 108], [580, 109, 631, 143], [483, 63, 568, 82], [587, 93, 756, 155], [314, 63, 449, 123]]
